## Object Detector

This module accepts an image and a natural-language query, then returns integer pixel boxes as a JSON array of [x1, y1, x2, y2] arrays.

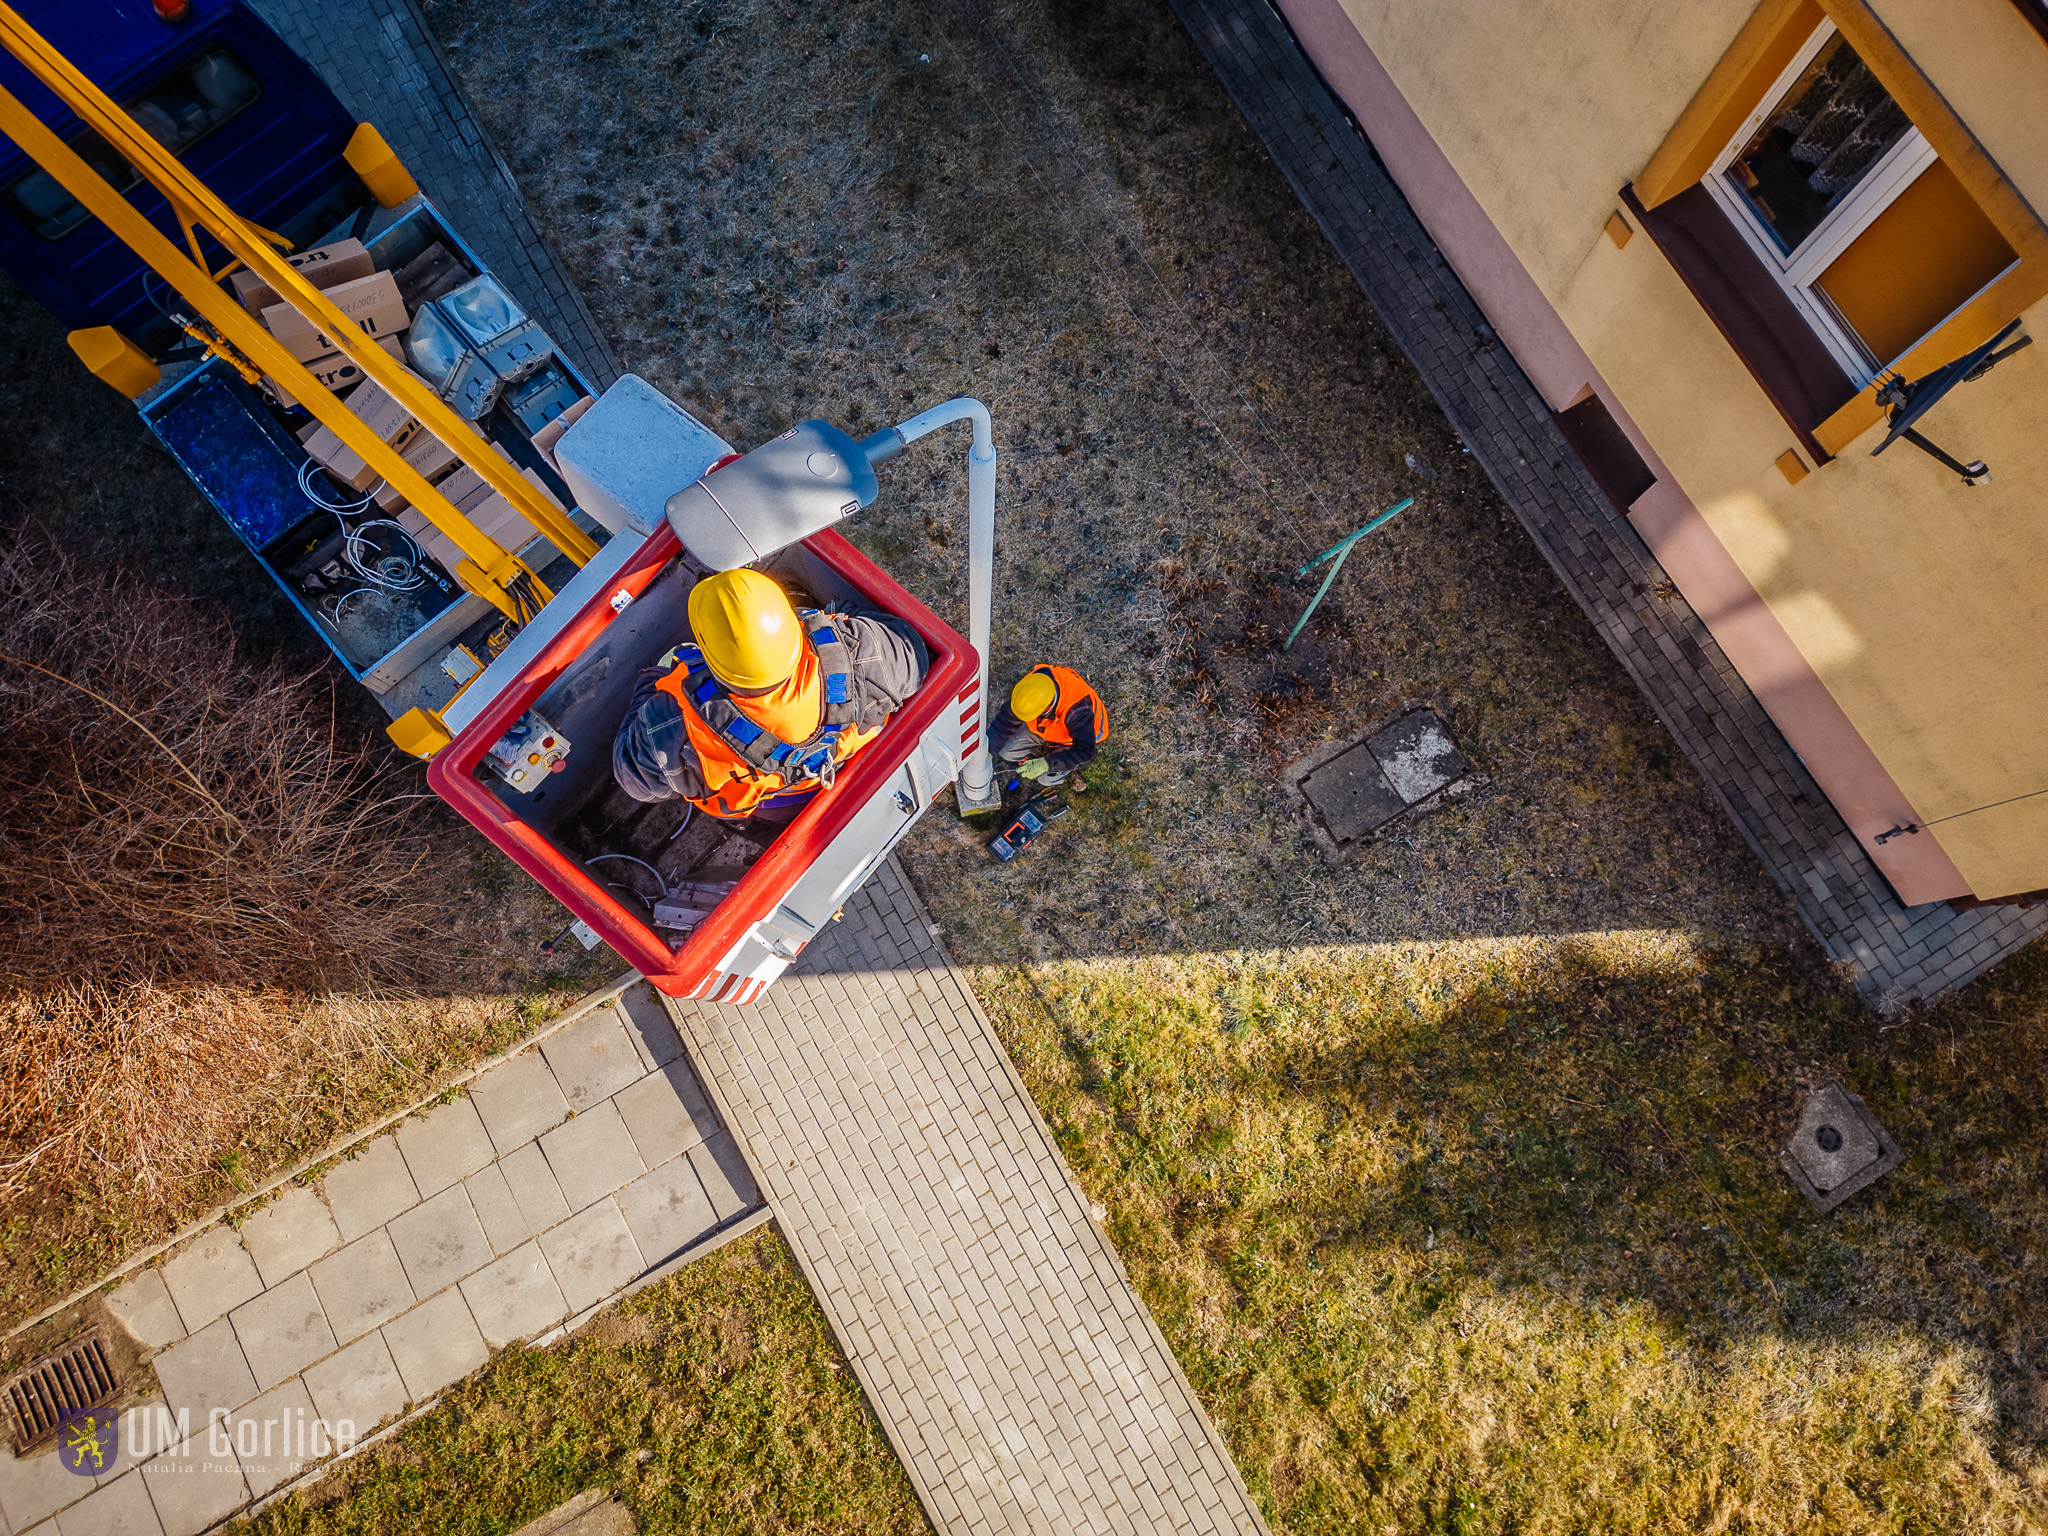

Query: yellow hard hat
[[1011, 669, 1057, 720], [688, 569, 803, 691]]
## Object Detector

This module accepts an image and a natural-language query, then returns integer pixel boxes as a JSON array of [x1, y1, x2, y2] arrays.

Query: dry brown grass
[[0, 523, 529, 1299]]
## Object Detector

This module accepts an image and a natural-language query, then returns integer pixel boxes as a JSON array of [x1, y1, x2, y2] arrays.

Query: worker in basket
[[612, 568, 929, 822], [987, 665, 1108, 790]]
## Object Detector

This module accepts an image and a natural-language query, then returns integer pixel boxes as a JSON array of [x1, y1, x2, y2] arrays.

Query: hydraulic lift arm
[[0, 3, 597, 626]]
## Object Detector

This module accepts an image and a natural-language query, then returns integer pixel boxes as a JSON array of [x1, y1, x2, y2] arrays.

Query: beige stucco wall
[[1332, 0, 2048, 897]]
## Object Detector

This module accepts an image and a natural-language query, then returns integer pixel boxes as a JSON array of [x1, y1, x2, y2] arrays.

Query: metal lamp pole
[[861, 398, 1003, 816]]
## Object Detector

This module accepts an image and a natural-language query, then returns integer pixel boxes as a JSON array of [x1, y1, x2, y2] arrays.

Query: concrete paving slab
[[537, 1198, 645, 1314], [103, 1269, 184, 1351], [238, 1185, 342, 1288], [613, 1060, 718, 1168], [509, 1489, 638, 1536], [541, 1009, 651, 1112], [52, 1468, 158, 1536], [686, 1133, 757, 1221], [469, 1050, 570, 1152], [229, 1272, 336, 1390], [386, 1184, 494, 1297], [539, 1102, 646, 1212], [148, 1317, 257, 1429], [159, 1229, 262, 1334], [302, 1332, 409, 1441], [309, 1232, 416, 1345], [87, 1394, 162, 1487], [381, 1289, 489, 1402], [0, 1438, 90, 1531], [320, 1138, 420, 1243], [228, 1377, 320, 1498], [459, 1242, 568, 1349], [395, 1098, 498, 1198], [499, 1142, 573, 1235], [615, 1159, 718, 1266], [464, 1162, 531, 1256], [137, 1432, 248, 1536], [614, 983, 682, 1070]]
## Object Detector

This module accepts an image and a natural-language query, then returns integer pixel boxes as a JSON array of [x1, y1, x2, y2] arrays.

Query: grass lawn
[[245, 1227, 923, 1535], [0, 0, 2033, 1528], [415, 0, 2048, 1528]]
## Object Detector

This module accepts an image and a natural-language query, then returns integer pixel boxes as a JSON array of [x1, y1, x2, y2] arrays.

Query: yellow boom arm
[[0, 3, 598, 628]]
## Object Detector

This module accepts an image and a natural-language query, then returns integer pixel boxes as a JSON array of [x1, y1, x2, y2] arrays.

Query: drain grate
[[3, 1328, 121, 1454]]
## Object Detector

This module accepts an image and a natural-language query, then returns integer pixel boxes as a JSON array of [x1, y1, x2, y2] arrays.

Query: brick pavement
[[249, 0, 619, 393], [669, 861, 1269, 1536], [0, 981, 759, 1536], [1170, 0, 2046, 1007]]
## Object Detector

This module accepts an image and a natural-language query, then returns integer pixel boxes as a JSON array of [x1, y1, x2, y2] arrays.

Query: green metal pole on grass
[[1282, 497, 1413, 651]]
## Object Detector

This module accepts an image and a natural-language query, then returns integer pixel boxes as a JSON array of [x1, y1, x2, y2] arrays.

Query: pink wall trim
[[1271, 0, 1971, 904]]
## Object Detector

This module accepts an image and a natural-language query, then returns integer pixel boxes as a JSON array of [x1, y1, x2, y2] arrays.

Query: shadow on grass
[[981, 930, 2048, 1528]]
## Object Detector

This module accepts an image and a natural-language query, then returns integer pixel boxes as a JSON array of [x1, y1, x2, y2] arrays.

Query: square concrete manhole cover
[[1782, 1083, 1902, 1214], [1289, 709, 1475, 855]]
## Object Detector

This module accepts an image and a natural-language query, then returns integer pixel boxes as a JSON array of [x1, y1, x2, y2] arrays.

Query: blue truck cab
[[0, 0, 599, 720], [0, 0, 360, 343]]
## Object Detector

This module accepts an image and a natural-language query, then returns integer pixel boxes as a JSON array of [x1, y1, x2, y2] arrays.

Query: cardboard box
[[263, 335, 404, 411], [262, 271, 409, 363], [301, 425, 380, 493], [467, 490, 539, 551], [394, 241, 469, 311], [433, 464, 489, 511], [371, 429, 466, 512], [530, 392, 596, 470], [231, 238, 375, 316], [339, 370, 425, 453]]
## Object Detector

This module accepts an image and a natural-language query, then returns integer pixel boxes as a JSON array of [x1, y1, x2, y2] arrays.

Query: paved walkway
[[250, 0, 620, 393], [1170, 0, 2047, 1007], [0, 982, 760, 1536], [672, 862, 1268, 1536]]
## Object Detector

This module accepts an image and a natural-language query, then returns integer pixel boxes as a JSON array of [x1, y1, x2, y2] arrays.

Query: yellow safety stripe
[[0, 4, 597, 583]]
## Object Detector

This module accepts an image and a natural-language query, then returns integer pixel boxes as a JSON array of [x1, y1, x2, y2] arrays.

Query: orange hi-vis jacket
[[1020, 664, 1109, 747], [655, 613, 881, 819]]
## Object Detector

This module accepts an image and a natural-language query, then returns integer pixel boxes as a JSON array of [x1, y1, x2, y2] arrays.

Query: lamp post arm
[[861, 398, 1000, 811]]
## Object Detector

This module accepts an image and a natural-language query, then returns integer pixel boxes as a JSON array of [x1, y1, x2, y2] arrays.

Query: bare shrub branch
[[0, 521, 441, 1203]]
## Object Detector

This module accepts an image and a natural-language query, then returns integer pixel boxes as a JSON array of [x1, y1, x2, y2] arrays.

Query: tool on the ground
[[1283, 496, 1414, 651], [988, 793, 1068, 861]]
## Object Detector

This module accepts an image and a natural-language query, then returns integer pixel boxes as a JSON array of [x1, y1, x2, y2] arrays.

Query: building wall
[[1315, 0, 2048, 898]]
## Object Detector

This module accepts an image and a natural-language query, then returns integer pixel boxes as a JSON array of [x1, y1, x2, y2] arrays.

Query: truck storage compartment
[[427, 520, 975, 999]]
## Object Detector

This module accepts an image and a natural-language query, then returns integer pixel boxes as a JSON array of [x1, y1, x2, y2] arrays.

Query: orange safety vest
[[1018, 664, 1108, 748], [655, 614, 883, 819]]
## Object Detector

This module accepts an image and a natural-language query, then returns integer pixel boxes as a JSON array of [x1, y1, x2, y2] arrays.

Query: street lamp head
[[664, 420, 879, 569]]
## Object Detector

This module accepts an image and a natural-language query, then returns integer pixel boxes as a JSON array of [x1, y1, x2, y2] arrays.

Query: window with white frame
[[1704, 20, 1943, 381]]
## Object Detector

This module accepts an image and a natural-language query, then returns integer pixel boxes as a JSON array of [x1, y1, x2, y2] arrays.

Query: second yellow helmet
[[1011, 669, 1057, 720]]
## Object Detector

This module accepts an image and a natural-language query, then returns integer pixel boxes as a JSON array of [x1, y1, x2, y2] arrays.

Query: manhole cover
[[1367, 710, 1469, 802], [1782, 1083, 1902, 1214], [3, 1327, 121, 1455], [1293, 709, 1473, 849], [1299, 742, 1408, 842]]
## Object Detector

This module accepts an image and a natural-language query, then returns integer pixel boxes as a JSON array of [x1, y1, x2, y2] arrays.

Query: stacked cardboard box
[[246, 231, 584, 580]]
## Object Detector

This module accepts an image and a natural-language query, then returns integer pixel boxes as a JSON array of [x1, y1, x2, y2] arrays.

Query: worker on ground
[[987, 665, 1108, 789], [613, 569, 928, 821]]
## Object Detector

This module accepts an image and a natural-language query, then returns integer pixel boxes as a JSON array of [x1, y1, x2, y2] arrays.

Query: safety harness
[[669, 610, 861, 792]]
